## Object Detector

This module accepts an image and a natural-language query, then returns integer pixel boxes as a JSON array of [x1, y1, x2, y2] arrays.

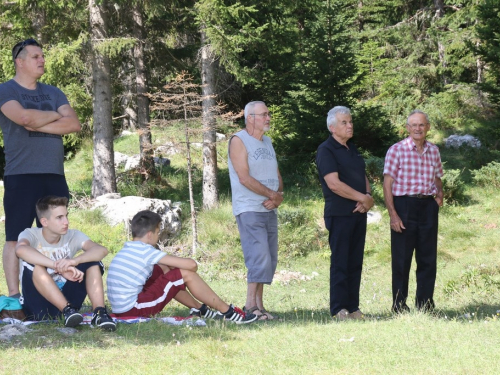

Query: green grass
[[2, 126, 500, 373]]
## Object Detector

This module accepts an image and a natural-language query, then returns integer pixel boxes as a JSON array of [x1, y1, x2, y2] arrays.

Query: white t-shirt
[[18, 228, 89, 286]]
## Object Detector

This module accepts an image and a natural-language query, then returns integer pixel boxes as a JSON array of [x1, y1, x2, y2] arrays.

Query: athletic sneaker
[[91, 306, 117, 331], [189, 304, 223, 320], [223, 305, 258, 324], [62, 304, 83, 328]]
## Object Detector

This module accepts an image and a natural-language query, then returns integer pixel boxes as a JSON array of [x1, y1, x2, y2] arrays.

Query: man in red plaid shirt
[[383, 110, 444, 313]]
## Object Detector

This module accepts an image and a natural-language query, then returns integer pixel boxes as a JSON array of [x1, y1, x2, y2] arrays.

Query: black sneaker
[[223, 305, 258, 324], [189, 304, 223, 320], [62, 304, 83, 328], [91, 307, 117, 331]]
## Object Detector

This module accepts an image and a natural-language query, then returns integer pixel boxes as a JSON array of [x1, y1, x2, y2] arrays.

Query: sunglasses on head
[[13, 38, 40, 59]]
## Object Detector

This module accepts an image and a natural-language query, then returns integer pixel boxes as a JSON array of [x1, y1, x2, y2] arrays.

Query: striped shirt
[[107, 241, 166, 313], [383, 137, 443, 196]]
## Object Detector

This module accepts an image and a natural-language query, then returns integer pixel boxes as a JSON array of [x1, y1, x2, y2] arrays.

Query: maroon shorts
[[114, 265, 186, 317]]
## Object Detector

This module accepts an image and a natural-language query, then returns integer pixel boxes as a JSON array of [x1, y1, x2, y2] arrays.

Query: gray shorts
[[236, 211, 278, 284]]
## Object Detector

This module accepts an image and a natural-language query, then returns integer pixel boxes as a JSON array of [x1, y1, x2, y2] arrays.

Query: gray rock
[[444, 135, 481, 148], [114, 152, 130, 168], [93, 194, 182, 243], [155, 142, 181, 156], [367, 211, 382, 225], [0, 324, 31, 341]]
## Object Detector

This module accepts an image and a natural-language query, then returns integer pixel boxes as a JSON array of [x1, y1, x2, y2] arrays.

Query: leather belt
[[405, 194, 433, 199]]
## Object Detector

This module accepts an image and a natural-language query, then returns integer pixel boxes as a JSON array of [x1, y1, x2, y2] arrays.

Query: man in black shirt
[[316, 106, 373, 320]]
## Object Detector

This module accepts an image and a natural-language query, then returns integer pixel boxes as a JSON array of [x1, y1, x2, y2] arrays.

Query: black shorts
[[21, 261, 104, 321], [3, 174, 69, 241]]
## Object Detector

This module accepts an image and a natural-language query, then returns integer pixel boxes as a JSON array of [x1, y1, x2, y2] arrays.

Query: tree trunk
[[132, 4, 156, 179], [120, 55, 138, 131], [433, 0, 444, 18], [200, 30, 219, 209], [183, 86, 198, 256], [89, 0, 117, 197], [434, 0, 448, 85]]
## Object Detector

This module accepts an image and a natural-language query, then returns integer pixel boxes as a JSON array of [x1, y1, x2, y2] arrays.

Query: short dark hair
[[12, 38, 40, 62], [131, 210, 162, 238], [36, 196, 68, 220]]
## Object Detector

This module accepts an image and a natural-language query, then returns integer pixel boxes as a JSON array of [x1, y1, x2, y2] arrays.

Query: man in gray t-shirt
[[228, 101, 283, 321], [0, 39, 81, 300]]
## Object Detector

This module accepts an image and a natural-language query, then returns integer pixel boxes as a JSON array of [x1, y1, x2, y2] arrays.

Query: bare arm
[[434, 177, 443, 207], [229, 136, 283, 208], [158, 254, 198, 272], [16, 239, 56, 268], [324, 172, 373, 212], [383, 174, 405, 232], [54, 240, 108, 273]]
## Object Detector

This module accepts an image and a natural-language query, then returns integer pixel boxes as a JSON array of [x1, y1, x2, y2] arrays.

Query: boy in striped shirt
[[107, 210, 257, 324]]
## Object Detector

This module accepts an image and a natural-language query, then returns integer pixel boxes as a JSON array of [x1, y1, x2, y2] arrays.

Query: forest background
[[1, 1, 500, 373], [0, 0, 499, 199]]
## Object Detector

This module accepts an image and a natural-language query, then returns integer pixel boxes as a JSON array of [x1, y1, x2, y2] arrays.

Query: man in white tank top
[[228, 101, 283, 320]]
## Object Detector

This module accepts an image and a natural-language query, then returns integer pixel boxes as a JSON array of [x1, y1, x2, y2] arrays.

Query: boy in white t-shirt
[[107, 210, 258, 324], [15, 196, 116, 331]]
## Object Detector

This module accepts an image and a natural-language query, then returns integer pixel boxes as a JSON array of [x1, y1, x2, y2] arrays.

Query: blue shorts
[[3, 174, 69, 241], [21, 261, 104, 321], [236, 211, 278, 284]]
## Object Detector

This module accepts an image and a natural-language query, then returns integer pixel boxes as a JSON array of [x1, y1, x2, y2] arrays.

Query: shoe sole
[[232, 314, 259, 324], [97, 321, 117, 332], [65, 313, 83, 328]]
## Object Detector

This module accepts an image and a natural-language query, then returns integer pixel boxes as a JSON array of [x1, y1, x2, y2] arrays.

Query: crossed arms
[[1, 100, 81, 135], [16, 239, 108, 282]]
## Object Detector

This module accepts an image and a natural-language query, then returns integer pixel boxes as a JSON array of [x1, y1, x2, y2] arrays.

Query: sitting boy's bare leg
[[85, 265, 106, 309], [180, 269, 229, 313], [174, 290, 202, 309], [32, 265, 68, 311]]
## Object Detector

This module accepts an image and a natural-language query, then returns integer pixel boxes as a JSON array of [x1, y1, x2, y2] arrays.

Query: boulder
[[155, 142, 181, 156], [444, 135, 481, 148], [93, 194, 182, 243], [367, 211, 382, 225], [114, 152, 170, 171], [114, 152, 129, 168]]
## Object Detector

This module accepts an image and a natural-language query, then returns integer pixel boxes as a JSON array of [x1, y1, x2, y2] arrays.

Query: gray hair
[[407, 110, 429, 125], [244, 101, 266, 124], [326, 106, 351, 130]]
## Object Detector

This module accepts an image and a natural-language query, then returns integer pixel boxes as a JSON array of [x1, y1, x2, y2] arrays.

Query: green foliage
[[475, 0, 500, 108], [278, 207, 323, 260], [472, 161, 500, 189], [441, 168, 465, 204], [364, 154, 385, 185], [351, 103, 399, 157]]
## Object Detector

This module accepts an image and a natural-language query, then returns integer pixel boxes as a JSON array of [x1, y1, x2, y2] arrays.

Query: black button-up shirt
[[316, 135, 367, 217]]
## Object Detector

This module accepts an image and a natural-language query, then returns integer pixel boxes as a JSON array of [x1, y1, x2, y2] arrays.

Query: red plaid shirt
[[384, 137, 443, 196]]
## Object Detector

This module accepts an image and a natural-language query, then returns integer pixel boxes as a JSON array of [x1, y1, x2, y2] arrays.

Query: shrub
[[441, 168, 465, 204], [472, 161, 500, 189], [278, 207, 322, 259], [364, 155, 385, 184]]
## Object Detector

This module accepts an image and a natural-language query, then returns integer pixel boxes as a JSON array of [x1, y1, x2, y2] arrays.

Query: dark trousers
[[325, 215, 366, 316], [21, 261, 104, 321], [391, 196, 439, 311]]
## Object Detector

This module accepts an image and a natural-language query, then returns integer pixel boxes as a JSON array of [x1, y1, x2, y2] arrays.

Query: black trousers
[[391, 196, 439, 311], [325, 214, 367, 316]]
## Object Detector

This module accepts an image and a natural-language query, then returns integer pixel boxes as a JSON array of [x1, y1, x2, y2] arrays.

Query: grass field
[[1, 129, 500, 374]]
